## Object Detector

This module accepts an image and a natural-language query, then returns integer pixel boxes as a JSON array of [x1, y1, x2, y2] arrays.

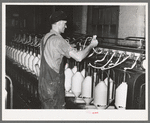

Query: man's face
[[58, 20, 67, 33]]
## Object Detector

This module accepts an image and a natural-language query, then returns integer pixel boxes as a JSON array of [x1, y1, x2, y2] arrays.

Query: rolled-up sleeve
[[56, 37, 75, 58]]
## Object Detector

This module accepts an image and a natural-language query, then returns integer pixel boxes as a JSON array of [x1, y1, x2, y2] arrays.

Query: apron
[[38, 34, 65, 109]]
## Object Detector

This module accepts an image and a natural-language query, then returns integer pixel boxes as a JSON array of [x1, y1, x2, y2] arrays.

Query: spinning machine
[[5, 33, 146, 109]]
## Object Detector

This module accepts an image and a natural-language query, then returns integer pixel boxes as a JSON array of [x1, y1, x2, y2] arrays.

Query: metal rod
[[91, 66, 94, 98], [107, 70, 110, 105], [5, 75, 13, 109], [95, 51, 108, 63], [139, 83, 145, 108], [70, 35, 145, 44], [123, 70, 126, 82]]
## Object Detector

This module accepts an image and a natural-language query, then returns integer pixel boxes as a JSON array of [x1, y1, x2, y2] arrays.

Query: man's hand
[[90, 35, 98, 47]]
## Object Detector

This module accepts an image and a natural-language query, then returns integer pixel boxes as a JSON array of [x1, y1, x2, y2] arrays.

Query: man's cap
[[49, 11, 67, 24]]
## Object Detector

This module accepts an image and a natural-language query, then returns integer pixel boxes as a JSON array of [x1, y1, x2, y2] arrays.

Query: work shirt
[[44, 29, 74, 73]]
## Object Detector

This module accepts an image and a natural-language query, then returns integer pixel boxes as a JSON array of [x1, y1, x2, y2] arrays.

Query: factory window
[[87, 6, 119, 39]]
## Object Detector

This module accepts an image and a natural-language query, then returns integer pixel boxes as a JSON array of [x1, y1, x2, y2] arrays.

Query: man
[[38, 11, 98, 109]]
